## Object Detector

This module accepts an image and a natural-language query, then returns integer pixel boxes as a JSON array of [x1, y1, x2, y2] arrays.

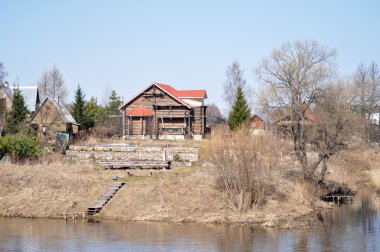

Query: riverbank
[[0, 147, 379, 229]]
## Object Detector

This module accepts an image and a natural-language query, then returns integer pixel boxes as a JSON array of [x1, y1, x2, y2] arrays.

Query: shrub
[[208, 126, 276, 211], [0, 134, 40, 161]]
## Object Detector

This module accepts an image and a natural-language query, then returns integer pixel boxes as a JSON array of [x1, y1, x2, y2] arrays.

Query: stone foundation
[[66, 144, 199, 167]]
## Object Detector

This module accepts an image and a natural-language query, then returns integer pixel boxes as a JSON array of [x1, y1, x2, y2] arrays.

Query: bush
[[208, 126, 276, 211], [0, 134, 40, 161]]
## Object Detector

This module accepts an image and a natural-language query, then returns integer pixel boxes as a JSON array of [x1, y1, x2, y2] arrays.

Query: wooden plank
[[98, 160, 171, 169]]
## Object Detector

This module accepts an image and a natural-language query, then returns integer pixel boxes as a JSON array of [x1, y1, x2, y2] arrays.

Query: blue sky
[[1, 1, 380, 113]]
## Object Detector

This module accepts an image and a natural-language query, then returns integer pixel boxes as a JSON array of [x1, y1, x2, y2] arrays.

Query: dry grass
[[100, 165, 322, 228], [206, 127, 279, 210], [0, 160, 110, 218], [2, 135, 379, 228], [0, 153, 325, 228]]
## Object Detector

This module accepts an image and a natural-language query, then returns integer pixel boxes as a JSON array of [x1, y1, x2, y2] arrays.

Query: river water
[[0, 201, 379, 251]]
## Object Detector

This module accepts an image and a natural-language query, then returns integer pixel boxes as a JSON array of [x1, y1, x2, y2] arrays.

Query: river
[[0, 200, 379, 251]]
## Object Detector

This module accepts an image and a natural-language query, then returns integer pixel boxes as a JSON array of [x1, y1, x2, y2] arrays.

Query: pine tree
[[107, 90, 122, 115], [72, 85, 85, 127], [228, 87, 251, 131], [6, 89, 29, 134]]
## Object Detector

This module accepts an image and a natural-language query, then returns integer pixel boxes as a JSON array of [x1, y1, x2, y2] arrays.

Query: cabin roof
[[0, 84, 13, 99], [30, 98, 79, 125], [1, 85, 40, 112], [119, 82, 207, 110], [272, 104, 316, 124], [251, 114, 264, 122]]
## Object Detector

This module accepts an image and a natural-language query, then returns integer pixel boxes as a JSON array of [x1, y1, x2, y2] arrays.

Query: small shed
[[29, 98, 80, 142], [251, 114, 266, 130]]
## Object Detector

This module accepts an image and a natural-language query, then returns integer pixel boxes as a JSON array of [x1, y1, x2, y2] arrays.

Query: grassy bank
[[0, 143, 379, 228]]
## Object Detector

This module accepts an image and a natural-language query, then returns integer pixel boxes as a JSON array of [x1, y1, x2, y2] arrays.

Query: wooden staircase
[[87, 182, 125, 216]]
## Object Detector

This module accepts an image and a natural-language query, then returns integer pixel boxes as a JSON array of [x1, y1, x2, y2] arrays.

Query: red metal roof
[[155, 84, 206, 98], [251, 114, 264, 123], [272, 104, 317, 124], [176, 90, 207, 98], [127, 107, 154, 116]]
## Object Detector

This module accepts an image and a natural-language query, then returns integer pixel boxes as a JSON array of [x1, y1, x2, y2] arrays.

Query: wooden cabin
[[119, 82, 207, 140], [29, 98, 80, 143]]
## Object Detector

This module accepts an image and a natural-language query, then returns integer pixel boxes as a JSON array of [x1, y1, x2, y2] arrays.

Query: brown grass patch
[[0, 161, 110, 218]]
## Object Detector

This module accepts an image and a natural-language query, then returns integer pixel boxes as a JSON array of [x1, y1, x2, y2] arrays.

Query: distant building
[[250, 114, 266, 130], [0, 82, 40, 114], [272, 104, 316, 126], [18, 86, 41, 113]]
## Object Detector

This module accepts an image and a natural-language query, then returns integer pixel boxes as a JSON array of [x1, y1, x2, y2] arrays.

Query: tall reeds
[[208, 127, 276, 211]]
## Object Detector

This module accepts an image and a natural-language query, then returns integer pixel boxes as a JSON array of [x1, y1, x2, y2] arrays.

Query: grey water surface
[[0, 201, 379, 252]]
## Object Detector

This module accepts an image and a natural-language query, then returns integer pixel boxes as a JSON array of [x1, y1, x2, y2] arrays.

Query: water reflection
[[0, 203, 379, 252]]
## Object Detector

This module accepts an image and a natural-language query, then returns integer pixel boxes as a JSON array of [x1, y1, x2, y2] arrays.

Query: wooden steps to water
[[87, 182, 125, 216], [98, 160, 171, 169], [321, 195, 354, 204]]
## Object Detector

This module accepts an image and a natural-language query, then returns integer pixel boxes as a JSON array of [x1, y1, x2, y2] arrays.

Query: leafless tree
[[37, 65, 67, 102], [224, 61, 248, 107], [0, 62, 7, 84], [350, 62, 380, 120], [308, 84, 358, 181], [256, 40, 339, 180], [38, 70, 50, 101], [206, 102, 224, 126]]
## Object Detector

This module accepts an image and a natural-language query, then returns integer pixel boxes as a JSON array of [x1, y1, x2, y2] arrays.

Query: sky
[[1, 1, 380, 114]]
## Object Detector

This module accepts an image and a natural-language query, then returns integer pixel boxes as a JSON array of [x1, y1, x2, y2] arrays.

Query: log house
[[119, 82, 207, 139]]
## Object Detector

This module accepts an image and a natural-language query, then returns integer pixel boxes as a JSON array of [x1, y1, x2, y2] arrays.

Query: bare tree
[[38, 70, 50, 101], [37, 65, 67, 102], [223, 61, 247, 107], [350, 62, 380, 120], [0, 62, 7, 84], [309, 84, 357, 181], [206, 102, 225, 126], [256, 40, 338, 180]]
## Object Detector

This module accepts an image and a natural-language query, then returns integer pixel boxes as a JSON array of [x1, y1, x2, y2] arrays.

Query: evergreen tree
[[83, 97, 105, 129], [107, 90, 122, 115], [6, 89, 29, 134], [72, 85, 85, 127], [227, 87, 251, 131]]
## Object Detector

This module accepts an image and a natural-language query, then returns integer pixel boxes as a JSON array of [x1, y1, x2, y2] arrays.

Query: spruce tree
[[72, 85, 85, 127], [6, 89, 29, 134], [227, 86, 251, 131], [83, 97, 105, 129], [107, 90, 122, 115]]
